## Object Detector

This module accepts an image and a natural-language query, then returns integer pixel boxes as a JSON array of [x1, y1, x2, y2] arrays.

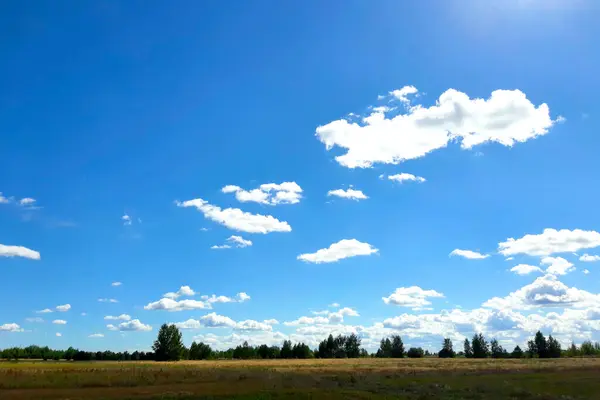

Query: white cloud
[[541, 256, 575, 276], [327, 189, 368, 201], [449, 249, 489, 260], [163, 285, 196, 299], [55, 332, 61, 337], [510, 264, 543, 275], [37, 308, 53, 314], [316, 87, 555, 168], [505, 257, 514, 261], [107, 319, 151, 332], [200, 313, 237, 328], [176, 198, 291, 234], [285, 307, 359, 326], [483, 274, 600, 310], [104, 314, 131, 321], [0, 193, 9, 204], [111, 281, 122, 287], [19, 198, 36, 206], [144, 298, 211, 312], [263, 319, 279, 325], [81, 312, 87, 316], [122, 214, 132, 226], [583, 269, 590, 275], [0, 244, 40, 260], [390, 85, 418, 104], [499, 228, 600, 256], [204, 295, 235, 304], [98, 298, 118, 303], [382, 286, 445, 309], [580, 254, 600, 262], [89, 333, 104, 338], [25, 317, 44, 323], [0, 323, 23, 332], [387, 173, 426, 184], [329, 303, 340, 308], [222, 182, 303, 205], [211, 235, 253, 250], [52, 320, 67, 325], [56, 304, 71, 312], [237, 292, 251, 302], [297, 239, 378, 263], [235, 320, 273, 331], [284, 316, 330, 326]]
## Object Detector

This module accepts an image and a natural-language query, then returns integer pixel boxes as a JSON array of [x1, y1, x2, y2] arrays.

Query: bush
[[407, 347, 424, 358]]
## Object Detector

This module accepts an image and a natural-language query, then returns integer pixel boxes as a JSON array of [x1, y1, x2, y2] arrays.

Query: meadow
[[1, 357, 599, 399]]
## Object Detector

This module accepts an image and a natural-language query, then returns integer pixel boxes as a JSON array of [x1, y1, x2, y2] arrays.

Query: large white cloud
[[498, 228, 600, 256], [144, 298, 212, 312], [222, 182, 303, 205], [176, 198, 291, 234], [0, 244, 40, 260], [285, 307, 360, 326], [174, 314, 273, 332], [327, 188, 368, 201], [297, 239, 378, 263], [449, 249, 489, 260], [483, 274, 600, 310], [0, 323, 23, 332], [541, 256, 575, 276], [316, 87, 556, 168], [382, 286, 445, 309], [107, 319, 151, 332]]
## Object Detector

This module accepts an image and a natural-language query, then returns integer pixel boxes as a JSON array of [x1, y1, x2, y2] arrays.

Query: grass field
[[1, 358, 599, 399]]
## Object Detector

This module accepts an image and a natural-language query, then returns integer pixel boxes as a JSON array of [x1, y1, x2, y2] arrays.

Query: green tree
[[534, 331, 548, 358], [376, 338, 393, 358], [511, 345, 523, 359], [344, 333, 361, 358], [547, 335, 561, 358], [438, 338, 455, 358], [490, 338, 505, 358], [390, 335, 405, 358], [463, 338, 473, 358], [152, 323, 185, 361], [471, 333, 489, 358], [281, 340, 294, 359]]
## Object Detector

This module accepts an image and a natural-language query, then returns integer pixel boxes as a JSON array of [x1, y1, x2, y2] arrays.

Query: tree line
[[2, 324, 598, 362]]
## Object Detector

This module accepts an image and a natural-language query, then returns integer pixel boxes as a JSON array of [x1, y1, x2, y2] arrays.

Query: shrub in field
[[407, 347, 424, 358], [511, 345, 524, 359]]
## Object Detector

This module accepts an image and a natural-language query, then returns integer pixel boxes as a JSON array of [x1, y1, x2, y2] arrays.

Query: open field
[[1, 358, 599, 399]]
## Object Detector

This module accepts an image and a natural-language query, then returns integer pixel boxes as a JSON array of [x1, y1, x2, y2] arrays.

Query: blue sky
[[2, 0, 600, 352]]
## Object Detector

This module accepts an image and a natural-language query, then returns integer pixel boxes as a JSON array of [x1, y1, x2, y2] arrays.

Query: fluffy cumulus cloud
[[510, 264, 543, 275], [285, 307, 360, 326], [0, 323, 23, 332], [144, 298, 211, 312], [483, 274, 600, 310], [111, 281, 122, 287], [541, 256, 575, 276], [107, 319, 151, 332], [382, 286, 445, 309], [297, 239, 378, 263], [327, 188, 368, 201], [163, 285, 196, 299], [52, 319, 67, 325], [386, 173, 426, 184], [580, 254, 600, 262], [176, 198, 291, 234], [104, 314, 131, 321], [122, 214, 132, 226], [55, 332, 61, 337], [315, 87, 556, 168], [0, 244, 40, 260], [175, 313, 274, 331], [449, 249, 489, 260], [222, 182, 303, 205], [55, 304, 71, 312], [498, 228, 600, 256], [211, 235, 252, 250]]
